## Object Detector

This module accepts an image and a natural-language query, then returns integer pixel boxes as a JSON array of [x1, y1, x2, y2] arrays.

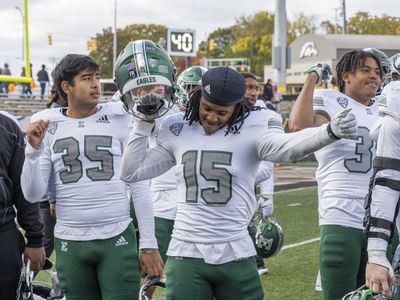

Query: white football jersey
[[368, 115, 400, 251], [28, 103, 133, 239], [156, 109, 283, 263], [313, 89, 379, 228]]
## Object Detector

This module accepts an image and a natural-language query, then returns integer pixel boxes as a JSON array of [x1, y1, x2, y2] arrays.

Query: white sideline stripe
[[282, 237, 320, 251], [275, 186, 315, 194]]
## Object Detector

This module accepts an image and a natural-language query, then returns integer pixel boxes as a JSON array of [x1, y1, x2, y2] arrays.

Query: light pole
[[113, 0, 117, 77], [15, 6, 24, 60]]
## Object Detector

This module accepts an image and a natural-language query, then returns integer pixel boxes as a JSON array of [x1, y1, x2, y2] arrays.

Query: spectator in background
[[262, 78, 273, 102], [37, 65, 50, 100], [21, 65, 34, 99], [2, 63, 11, 96], [272, 85, 282, 113]]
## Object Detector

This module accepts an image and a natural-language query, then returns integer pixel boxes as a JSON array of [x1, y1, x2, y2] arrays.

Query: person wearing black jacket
[[0, 113, 44, 299]]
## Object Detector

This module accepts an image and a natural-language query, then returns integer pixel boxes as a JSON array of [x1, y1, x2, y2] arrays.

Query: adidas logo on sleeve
[[115, 236, 129, 247]]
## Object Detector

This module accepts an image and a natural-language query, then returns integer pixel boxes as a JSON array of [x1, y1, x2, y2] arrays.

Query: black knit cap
[[201, 67, 246, 106]]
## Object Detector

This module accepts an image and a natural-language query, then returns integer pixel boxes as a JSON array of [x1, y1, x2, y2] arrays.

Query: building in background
[[264, 34, 400, 95]]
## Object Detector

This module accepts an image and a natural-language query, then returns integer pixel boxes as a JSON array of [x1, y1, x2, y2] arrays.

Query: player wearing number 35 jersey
[[20, 54, 163, 300], [119, 64, 358, 300]]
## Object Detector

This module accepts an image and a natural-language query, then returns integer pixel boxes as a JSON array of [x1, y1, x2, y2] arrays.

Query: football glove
[[259, 195, 274, 218], [327, 108, 358, 140], [306, 63, 332, 85], [134, 94, 166, 121]]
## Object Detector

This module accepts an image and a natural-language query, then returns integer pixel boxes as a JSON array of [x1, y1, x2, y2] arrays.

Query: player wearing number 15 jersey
[[289, 49, 388, 300], [119, 64, 358, 300], [21, 54, 163, 300]]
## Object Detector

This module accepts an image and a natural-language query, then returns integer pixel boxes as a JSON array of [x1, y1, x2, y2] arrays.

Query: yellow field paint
[[0, 76, 32, 83]]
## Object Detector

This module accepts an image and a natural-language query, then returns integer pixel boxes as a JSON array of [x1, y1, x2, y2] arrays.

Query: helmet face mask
[[389, 53, 400, 79], [341, 284, 394, 300], [114, 40, 176, 120], [139, 277, 166, 300], [175, 66, 208, 109]]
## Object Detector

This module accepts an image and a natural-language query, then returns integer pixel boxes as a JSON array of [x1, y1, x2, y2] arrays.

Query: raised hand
[[26, 120, 50, 149], [305, 63, 332, 85]]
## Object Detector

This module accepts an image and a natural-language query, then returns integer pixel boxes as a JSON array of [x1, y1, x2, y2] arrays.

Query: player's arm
[[365, 115, 400, 297], [10, 124, 45, 271], [120, 119, 175, 183], [128, 180, 163, 276], [21, 120, 52, 202], [257, 108, 357, 163], [288, 64, 332, 131]]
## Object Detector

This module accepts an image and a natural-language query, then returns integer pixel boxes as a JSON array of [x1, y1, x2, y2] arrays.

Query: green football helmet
[[114, 40, 176, 120], [363, 48, 392, 91], [175, 66, 208, 109], [248, 215, 284, 258]]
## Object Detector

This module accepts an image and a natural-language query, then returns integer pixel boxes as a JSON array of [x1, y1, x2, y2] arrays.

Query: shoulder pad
[[31, 108, 64, 122], [98, 102, 126, 116]]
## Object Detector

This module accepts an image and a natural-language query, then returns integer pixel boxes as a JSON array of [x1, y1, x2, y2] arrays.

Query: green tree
[[348, 12, 400, 35], [89, 24, 166, 78]]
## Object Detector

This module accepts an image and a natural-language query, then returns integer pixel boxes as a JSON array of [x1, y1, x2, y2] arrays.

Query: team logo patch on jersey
[[61, 241, 68, 252], [337, 97, 348, 108], [169, 122, 183, 136], [96, 115, 110, 123], [47, 121, 58, 135], [78, 121, 85, 128], [366, 108, 372, 115]]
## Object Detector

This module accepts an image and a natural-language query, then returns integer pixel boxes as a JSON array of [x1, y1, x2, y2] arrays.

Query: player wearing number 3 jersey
[[288, 49, 388, 300], [20, 54, 163, 300], [119, 65, 358, 300]]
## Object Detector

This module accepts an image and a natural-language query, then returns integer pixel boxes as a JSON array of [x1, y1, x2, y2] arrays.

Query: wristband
[[327, 122, 340, 140]]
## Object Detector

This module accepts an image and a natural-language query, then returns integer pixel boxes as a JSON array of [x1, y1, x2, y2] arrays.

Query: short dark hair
[[52, 54, 100, 101], [336, 50, 382, 93], [241, 72, 257, 81], [184, 87, 250, 136]]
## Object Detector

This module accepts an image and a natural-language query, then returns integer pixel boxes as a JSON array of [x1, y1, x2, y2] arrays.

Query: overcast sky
[[1, 0, 399, 76]]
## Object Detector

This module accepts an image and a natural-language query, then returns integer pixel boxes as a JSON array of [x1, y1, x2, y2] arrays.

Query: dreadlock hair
[[184, 87, 251, 136], [336, 49, 382, 93]]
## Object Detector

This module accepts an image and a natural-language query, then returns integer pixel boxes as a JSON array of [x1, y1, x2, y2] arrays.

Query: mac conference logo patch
[[336, 97, 348, 108], [169, 123, 183, 136]]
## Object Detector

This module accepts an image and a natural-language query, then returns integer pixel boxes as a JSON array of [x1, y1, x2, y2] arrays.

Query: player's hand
[[26, 120, 50, 149], [24, 246, 46, 272], [140, 249, 164, 277], [366, 262, 397, 298], [328, 108, 358, 140], [259, 195, 274, 218], [135, 94, 166, 121], [305, 63, 332, 85]]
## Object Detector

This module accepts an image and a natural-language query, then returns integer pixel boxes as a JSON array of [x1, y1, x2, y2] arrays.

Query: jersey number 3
[[182, 150, 232, 204], [53, 136, 114, 184], [344, 126, 374, 173]]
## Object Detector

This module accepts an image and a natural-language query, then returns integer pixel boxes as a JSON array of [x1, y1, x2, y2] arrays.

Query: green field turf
[[35, 187, 323, 300]]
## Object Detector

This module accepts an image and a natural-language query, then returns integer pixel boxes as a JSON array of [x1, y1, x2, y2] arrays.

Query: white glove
[[327, 108, 358, 140], [259, 195, 274, 218], [305, 63, 332, 85], [369, 250, 395, 277]]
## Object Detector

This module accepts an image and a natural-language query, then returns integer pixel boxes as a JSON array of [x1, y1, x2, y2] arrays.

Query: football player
[[119, 49, 358, 299], [389, 53, 400, 82], [114, 40, 183, 299], [288, 49, 389, 300], [21, 54, 163, 299], [242, 71, 282, 275], [364, 80, 400, 299], [175, 66, 208, 111]]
